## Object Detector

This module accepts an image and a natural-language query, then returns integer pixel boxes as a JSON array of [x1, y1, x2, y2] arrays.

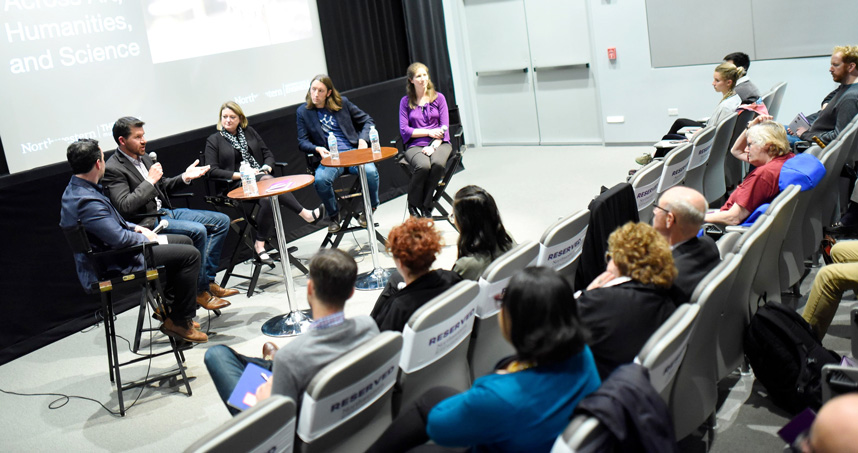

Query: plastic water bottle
[[239, 161, 258, 196], [369, 125, 381, 156], [327, 132, 340, 162]]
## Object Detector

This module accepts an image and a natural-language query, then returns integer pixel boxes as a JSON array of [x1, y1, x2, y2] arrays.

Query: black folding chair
[[305, 152, 387, 249], [392, 106, 466, 230], [200, 152, 307, 297], [61, 221, 192, 416]]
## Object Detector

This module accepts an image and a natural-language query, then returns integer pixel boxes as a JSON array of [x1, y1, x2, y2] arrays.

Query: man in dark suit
[[653, 186, 720, 303], [102, 116, 233, 310], [60, 139, 207, 343]]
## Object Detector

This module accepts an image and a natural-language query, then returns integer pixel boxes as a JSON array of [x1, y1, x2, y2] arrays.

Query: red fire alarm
[[607, 47, 617, 60]]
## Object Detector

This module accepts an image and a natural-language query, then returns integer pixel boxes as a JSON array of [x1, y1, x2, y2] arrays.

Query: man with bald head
[[652, 186, 720, 303], [799, 393, 858, 453]]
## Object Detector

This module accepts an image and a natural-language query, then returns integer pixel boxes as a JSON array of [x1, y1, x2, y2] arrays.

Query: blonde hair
[[216, 101, 249, 131], [748, 120, 791, 157], [833, 45, 858, 67], [714, 62, 745, 101], [608, 222, 676, 288], [406, 62, 438, 109]]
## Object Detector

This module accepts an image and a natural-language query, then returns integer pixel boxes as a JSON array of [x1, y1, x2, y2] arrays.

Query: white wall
[[444, 0, 841, 145], [586, 0, 836, 144]]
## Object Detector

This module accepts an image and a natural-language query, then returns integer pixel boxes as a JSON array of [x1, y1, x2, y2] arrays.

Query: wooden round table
[[228, 174, 314, 337], [321, 146, 397, 290]]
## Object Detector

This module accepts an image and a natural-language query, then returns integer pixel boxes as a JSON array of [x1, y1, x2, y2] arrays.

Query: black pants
[[151, 234, 200, 322], [666, 118, 704, 136], [405, 144, 453, 211], [366, 386, 466, 453], [254, 174, 306, 242]]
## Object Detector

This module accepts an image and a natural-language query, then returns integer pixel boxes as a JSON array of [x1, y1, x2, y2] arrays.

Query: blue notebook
[[227, 362, 273, 411]]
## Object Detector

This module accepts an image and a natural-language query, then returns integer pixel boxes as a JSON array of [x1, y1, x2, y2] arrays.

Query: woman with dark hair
[[577, 222, 678, 378], [450, 185, 515, 280], [205, 101, 324, 264], [400, 62, 453, 218], [370, 217, 462, 332], [367, 267, 601, 453]]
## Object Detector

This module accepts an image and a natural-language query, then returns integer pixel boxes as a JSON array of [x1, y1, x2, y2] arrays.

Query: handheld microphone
[[149, 152, 158, 163], [152, 219, 169, 234]]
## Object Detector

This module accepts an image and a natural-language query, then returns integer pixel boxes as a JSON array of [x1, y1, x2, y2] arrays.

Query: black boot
[[408, 204, 421, 218]]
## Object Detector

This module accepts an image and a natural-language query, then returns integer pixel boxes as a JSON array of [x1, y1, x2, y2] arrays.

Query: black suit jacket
[[370, 269, 462, 333], [575, 183, 640, 291], [671, 236, 720, 304], [577, 280, 677, 379], [204, 126, 275, 190], [102, 149, 185, 228]]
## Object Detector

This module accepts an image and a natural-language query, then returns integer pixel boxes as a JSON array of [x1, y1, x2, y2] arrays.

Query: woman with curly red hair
[[576, 222, 678, 378], [370, 217, 462, 332]]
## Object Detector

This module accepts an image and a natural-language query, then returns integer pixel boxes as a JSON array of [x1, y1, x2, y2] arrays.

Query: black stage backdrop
[[0, 0, 461, 364], [0, 77, 412, 365], [402, 0, 457, 107]]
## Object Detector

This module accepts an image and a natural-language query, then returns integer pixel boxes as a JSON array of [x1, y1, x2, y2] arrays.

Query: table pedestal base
[[261, 309, 312, 337], [355, 267, 394, 290]]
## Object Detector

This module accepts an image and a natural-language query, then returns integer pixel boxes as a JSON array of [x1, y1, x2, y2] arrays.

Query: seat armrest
[[724, 225, 750, 234], [91, 242, 158, 260]]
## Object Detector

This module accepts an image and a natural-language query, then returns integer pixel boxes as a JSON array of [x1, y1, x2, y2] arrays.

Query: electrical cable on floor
[[1, 296, 162, 417]]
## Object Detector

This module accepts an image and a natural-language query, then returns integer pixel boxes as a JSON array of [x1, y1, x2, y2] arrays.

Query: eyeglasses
[[653, 204, 671, 215]]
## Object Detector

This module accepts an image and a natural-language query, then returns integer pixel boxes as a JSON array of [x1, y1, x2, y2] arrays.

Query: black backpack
[[743, 301, 840, 414]]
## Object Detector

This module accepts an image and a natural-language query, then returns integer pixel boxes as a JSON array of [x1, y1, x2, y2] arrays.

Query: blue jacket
[[296, 96, 374, 155], [60, 176, 146, 292]]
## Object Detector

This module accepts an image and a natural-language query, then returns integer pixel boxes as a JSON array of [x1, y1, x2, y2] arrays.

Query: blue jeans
[[314, 162, 379, 217], [159, 208, 230, 293], [204, 345, 273, 416]]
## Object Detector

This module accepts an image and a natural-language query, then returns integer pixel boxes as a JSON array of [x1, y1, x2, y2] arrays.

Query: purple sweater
[[399, 92, 450, 148]]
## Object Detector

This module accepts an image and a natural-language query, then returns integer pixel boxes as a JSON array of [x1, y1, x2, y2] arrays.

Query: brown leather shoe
[[160, 318, 208, 343], [209, 282, 239, 298], [153, 308, 198, 328], [262, 342, 279, 361], [196, 291, 231, 310]]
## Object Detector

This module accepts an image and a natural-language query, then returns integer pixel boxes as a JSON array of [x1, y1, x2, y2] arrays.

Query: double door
[[463, 0, 601, 145]]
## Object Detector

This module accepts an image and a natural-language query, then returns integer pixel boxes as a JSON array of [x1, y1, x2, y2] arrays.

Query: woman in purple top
[[399, 62, 453, 218]]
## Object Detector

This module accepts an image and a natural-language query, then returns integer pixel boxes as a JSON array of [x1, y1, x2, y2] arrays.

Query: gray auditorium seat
[[635, 303, 700, 403], [780, 153, 824, 295], [759, 86, 778, 119], [669, 254, 740, 440], [767, 82, 788, 120], [185, 395, 297, 453], [750, 185, 799, 306], [717, 215, 773, 380], [550, 415, 611, 453], [716, 232, 741, 259], [683, 125, 716, 194], [395, 280, 478, 414], [537, 208, 590, 289], [656, 142, 693, 197], [295, 331, 402, 453], [629, 160, 664, 224], [468, 241, 538, 380], [806, 140, 848, 265], [821, 364, 858, 404], [725, 109, 757, 189], [702, 112, 739, 204]]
